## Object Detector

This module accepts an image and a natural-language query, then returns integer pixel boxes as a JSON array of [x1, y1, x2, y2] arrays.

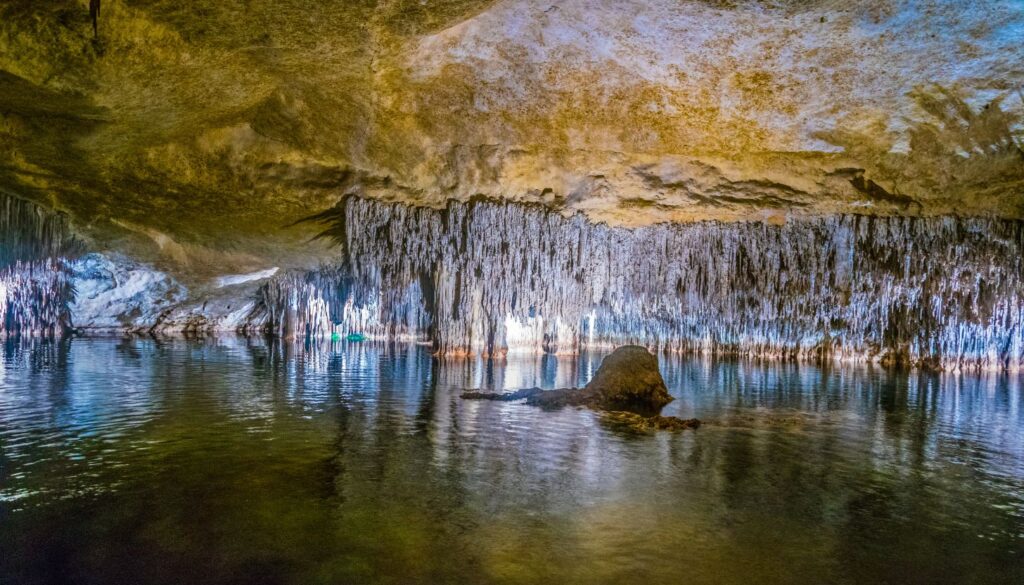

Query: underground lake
[[1, 338, 1022, 585]]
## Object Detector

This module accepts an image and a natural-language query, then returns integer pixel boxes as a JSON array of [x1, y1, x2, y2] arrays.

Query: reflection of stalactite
[[0, 192, 81, 336], [256, 195, 1024, 371]]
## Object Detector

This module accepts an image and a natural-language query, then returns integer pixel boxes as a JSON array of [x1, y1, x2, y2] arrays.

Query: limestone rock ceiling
[[0, 0, 1022, 277]]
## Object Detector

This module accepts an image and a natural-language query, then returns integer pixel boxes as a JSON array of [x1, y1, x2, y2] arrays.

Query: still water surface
[[1, 338, 1023, 585]]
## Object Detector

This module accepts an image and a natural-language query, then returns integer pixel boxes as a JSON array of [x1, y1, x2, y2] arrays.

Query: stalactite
[[0, 191, 81, 267], [249, 266, 430, 342], [254, 195, 1024, 371], [0, 259, 74, 337], [0, 192, 81, 336]]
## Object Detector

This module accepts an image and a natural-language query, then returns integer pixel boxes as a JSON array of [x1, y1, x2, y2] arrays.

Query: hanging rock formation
[[0, 192, 80, 336], [251, 195, 1024, 371], [0, 259, 75, 336], [3, 186, 1022, 373]]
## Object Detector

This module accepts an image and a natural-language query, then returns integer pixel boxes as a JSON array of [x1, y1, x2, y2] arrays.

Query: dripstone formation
[[253, 195, 1024, 371]]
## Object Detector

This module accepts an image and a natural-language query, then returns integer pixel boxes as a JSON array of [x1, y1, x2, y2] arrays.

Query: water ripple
[[0, 337, 1022, 585]]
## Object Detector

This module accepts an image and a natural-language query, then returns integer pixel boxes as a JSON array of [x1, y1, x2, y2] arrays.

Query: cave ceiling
[[1, 0, 1022, 277]]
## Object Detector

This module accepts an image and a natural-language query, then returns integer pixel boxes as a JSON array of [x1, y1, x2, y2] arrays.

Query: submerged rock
[[524, 387, 594, 410], [601, 411, 702, 434], [461, 346, 698, 431], [461, 387, 547, 402], [461, 386, 598, 409]]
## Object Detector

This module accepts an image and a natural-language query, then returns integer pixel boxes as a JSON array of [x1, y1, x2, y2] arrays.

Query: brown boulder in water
[[584, 345, 674, 413], [461, 345, 695, 428]]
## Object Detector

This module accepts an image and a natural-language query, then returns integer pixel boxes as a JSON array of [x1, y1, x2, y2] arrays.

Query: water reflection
[[1, 337, 1022, 585]]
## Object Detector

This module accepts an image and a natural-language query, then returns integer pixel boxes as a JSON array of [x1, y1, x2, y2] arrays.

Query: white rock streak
[[214, 267, 279, 288]]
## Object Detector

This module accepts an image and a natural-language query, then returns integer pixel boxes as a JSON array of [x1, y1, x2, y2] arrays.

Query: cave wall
[[257, 196, 1024, 371]]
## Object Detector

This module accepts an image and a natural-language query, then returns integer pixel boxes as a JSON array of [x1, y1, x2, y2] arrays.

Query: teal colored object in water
[[330, 332, 342, 341], [346, 333, 366, 342]]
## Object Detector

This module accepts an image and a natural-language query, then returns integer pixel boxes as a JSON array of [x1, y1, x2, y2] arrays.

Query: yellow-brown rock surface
[[2, 1, 1022, 278]]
